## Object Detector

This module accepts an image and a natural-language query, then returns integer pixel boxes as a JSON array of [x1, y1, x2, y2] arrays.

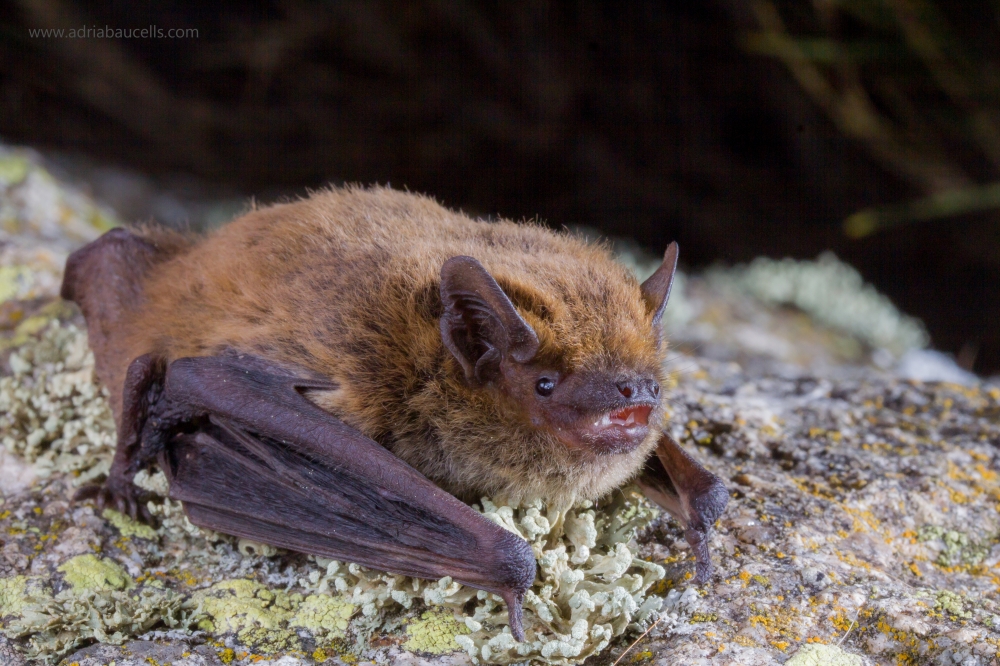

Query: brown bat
[[61, 186, 727, 641]]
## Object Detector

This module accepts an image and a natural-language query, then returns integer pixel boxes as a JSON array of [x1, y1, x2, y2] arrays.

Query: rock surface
[[1, 145, 999, 665]]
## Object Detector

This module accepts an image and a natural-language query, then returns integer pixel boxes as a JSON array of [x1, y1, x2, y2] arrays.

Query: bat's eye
[[535, 377, 555, 397]]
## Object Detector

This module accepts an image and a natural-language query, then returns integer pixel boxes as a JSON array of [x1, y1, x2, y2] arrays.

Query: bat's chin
[[577, 404, 654, 455]]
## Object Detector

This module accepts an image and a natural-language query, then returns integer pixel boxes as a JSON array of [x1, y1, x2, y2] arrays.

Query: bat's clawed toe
[[73, 476, 156, 526]]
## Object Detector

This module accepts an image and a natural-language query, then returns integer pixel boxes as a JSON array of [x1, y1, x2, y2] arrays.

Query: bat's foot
[[75, 476, 155, 523]]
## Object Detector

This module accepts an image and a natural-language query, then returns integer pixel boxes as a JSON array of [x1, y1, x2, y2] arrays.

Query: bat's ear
[[640, 241, 679, 328], [440, 256, 540, 384]]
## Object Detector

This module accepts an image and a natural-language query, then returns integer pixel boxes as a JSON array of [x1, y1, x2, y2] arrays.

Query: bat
[[61, 186, 728, 640]]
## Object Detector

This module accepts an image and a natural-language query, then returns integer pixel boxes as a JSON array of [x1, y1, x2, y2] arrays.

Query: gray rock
[[3, 145, 1000, 665]]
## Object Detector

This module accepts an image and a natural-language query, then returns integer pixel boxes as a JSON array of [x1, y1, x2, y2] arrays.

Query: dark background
[[1, 0, 998, 372]]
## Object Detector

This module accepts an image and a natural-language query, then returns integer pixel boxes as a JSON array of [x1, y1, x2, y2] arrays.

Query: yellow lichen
[[404, 608, 470, 654], [58, 554, 134, 592], [102, 509, 159, 540]]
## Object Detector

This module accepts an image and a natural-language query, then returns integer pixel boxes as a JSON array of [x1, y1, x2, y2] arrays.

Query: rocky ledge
[[1, 145, 998, 665]]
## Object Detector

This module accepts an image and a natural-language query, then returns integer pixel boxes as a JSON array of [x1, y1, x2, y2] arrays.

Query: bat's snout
[[573, 372, 661, 455]]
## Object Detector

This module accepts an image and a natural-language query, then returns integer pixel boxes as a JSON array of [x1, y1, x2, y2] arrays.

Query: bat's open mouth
[[580, 403, 655, 455], [606, 405, 652, 427], [592, 404, 653, 430]]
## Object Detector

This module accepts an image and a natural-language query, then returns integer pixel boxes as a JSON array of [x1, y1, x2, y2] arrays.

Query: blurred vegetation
[[743, 0, 1000, 236]]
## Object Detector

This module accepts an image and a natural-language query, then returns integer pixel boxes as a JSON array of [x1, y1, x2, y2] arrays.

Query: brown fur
[[115, 186, 666, 506]]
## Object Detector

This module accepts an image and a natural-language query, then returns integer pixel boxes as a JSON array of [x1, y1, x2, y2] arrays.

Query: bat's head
[[438, 243, 678, 468]]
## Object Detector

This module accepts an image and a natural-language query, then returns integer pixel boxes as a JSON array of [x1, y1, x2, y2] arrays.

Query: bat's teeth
[[608, 405, 652, 427], [593, 413, 613, 428]]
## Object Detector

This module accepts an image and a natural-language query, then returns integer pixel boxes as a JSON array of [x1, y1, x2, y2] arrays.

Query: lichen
[[193, 580, 299, 633], [299, 491, 668, 664], [58, 554, 134, 592], [933, 591, 972, 619], [0, 322, 115, 484], [708, 252, 929, 354], [289, 594, 356, 638], [102, 509, 159, 541], [0, 265, 35, 304], [785, 644, 864, 666], [404, 608, 470, 654], [0, 577, 28, 617], [5, 556, 183, 661], [917, 525, 991, 567], [5, 585, 186, 660]]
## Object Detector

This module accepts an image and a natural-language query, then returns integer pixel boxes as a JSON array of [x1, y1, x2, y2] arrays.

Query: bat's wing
[[154, 352, 535, 640], [636, 434, 729, 582]]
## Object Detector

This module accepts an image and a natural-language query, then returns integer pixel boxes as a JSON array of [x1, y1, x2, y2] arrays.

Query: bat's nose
[[616, 376, 659, 403]]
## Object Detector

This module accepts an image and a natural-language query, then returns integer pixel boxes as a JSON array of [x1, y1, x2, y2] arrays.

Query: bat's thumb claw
[[501, 589, 526, 642]]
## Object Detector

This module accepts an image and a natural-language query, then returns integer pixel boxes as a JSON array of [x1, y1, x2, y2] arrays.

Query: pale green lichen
[[102, 509, 159, 541], [708, 252, 929, 354], [235, 625, 302, 654], [405, 608, 470, 654], [191, 580, 304, 653], [5, 585, 186, 660], [4, 553, 183, 661], [289, 594, 356, 638], [181, 488, 666, 664], [300, 491, 667, 664], [785, 644, 864, 666], [917, 525, 991, 567], [193, 580, 300, 633], [0, 577, 28, 617], [58, 554, 134, 592], [0, 322, 115, 484], [933, 591, 972, 619], [238, 538, 278, 557], [0, 265, 35, 304]]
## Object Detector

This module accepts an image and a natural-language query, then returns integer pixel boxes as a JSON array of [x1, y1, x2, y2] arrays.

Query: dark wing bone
[[637, 433, 729, 582], [156, 353, 535, 640]]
